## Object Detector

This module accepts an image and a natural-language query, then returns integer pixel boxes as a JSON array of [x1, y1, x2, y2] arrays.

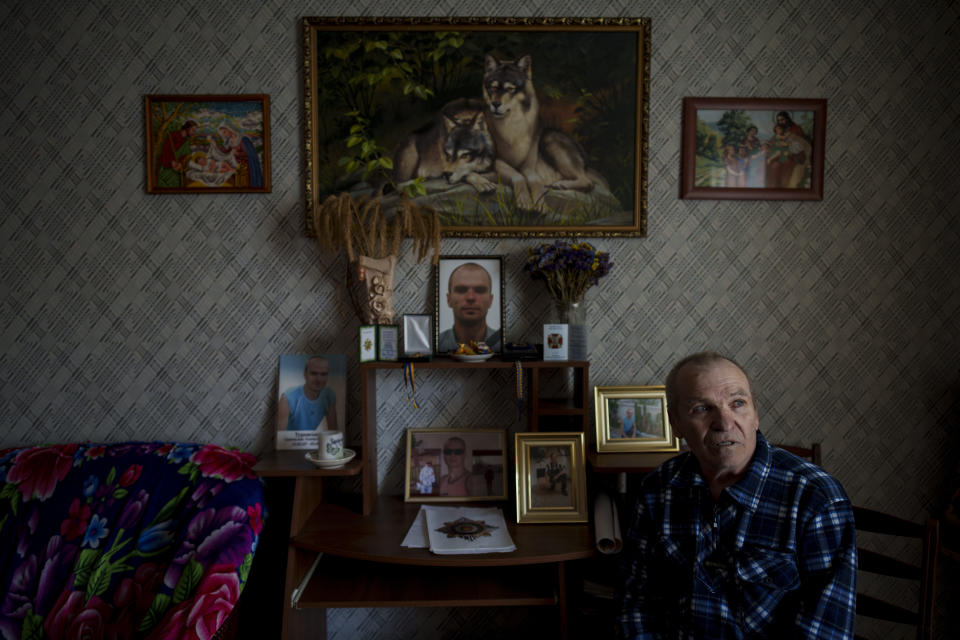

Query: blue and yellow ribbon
[[403, 362, 418, 408]]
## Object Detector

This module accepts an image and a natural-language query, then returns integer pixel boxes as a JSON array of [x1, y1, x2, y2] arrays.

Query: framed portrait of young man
[[434, 256, 505, 355]]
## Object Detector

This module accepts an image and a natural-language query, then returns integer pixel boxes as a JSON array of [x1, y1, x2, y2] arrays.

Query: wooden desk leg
[[558, 561, 568, 640], [281, 476, 327, 640]]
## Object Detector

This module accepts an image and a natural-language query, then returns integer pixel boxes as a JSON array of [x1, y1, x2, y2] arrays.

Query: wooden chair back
[[852, 505, 939, 640], [776, 442, 822, 466]]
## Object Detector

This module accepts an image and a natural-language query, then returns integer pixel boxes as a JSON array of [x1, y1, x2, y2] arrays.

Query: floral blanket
[[0, 442, 265, 640]]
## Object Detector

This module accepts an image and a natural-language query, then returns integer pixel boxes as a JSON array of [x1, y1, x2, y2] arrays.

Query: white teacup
[[318, 429, 344, 460]]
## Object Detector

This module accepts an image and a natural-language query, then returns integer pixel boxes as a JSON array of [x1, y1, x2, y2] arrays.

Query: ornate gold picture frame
[[303, 17, 649, 237]]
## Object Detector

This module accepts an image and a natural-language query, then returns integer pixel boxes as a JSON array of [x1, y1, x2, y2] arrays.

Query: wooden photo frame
[[515, 432, 587, 523], [434, 256, 505, 355], [680, 97, 826, 200], [303, 17, 649, 237], [145, 94, 271, 193], [594, 385, 679, 453], [405, 428, 507, 502]]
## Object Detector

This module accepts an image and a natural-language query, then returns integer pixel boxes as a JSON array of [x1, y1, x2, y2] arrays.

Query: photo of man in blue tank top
[[278, 355, 339, 432]]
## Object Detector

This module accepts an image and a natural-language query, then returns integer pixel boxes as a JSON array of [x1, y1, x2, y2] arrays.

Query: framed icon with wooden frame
[[680, 97, 826, 200], [405, 428, 507, 502], [145, 94, 271, 193], [594, 385, 679, 453], [302, 17, 649, 237], [514, 432, 587, 523]]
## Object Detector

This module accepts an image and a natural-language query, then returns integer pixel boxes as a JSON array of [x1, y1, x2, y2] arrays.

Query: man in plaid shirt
[[619, 352, 856, 639]]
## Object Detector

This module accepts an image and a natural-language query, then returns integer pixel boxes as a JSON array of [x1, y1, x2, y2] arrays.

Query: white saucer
[[451, 352, 495, 362], [305, 448, 356, 468]]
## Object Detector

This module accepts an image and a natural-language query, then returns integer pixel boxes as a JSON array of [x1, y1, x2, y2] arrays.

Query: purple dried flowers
[[524, 240, 612, 304]]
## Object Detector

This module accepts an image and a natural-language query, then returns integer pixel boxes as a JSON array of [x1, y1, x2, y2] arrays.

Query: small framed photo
[[593, 385, 680, 453], [276, 354, 346, 450], [514, 432, 587, 523], [405, 428, 507, 502], [435, 256, 505, 354], [377, 325, 399, 361], [144, 94, 271, 193], [359, 325, 377, 362], [402, 314, 433, 358], [680, 97, 826, 200]]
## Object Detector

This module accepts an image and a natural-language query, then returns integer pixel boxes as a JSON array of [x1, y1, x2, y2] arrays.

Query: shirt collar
[[666, 432, 772, 512], [723, 432, 771, 512]]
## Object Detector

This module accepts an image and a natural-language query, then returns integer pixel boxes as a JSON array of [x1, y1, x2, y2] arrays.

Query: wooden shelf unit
[[254, 358, 594, 640]]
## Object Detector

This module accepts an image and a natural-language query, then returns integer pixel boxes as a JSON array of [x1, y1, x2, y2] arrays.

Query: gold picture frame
[[303, 16, 649, 237], [514, 432, 587, 523], [594, 385, 679, 453], [405, 428, 507, 502]]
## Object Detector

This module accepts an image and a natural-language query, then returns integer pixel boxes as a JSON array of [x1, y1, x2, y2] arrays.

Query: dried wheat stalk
[[312, 193, 441, 265]]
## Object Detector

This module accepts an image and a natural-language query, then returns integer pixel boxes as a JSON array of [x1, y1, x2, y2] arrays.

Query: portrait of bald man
[[435, 257, 504, 354]]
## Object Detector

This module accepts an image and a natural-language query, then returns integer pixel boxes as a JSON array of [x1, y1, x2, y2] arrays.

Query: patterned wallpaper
[[2, 0, 959, 638]]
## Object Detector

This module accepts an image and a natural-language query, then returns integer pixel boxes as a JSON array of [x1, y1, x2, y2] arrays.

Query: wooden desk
[[255, 360, 593, 639]]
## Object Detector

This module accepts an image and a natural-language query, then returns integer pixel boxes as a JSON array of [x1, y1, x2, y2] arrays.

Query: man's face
[[447, 265, 493, 327], [443, 439, 466, 469], [669, 359, 759, 480], [303, 359, 330, 394]]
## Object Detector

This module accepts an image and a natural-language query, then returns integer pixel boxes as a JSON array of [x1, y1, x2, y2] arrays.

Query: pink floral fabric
[[0, 442, 265, 640]]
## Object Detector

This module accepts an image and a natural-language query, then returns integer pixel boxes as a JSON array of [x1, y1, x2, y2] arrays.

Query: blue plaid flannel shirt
[[619, 433, 856, 639]]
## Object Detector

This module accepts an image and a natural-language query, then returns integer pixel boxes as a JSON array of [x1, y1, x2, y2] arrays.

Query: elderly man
[[436, 262, 501, 353], [619, 352, 856, 638]]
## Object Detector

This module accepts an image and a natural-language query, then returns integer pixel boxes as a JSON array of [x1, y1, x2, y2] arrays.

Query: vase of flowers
[[524, 240, 612, 360]]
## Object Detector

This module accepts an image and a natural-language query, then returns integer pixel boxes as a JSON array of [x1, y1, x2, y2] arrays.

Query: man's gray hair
[[664, 352, 750, 410]]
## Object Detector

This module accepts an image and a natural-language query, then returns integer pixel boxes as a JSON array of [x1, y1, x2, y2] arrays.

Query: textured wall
[[2, 0, 959, 638]]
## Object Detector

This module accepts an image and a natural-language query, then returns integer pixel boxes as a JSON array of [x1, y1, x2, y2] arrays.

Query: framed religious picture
[[275, 354, 346, 450], [302, 17, 649, 237], [405, 428, 508, 502], [144, 94, 271, 193], [434, 256, 505, 355], [680, 97, 826, 200], [514, 432, 587, 523], [593, 385, 680, 453]]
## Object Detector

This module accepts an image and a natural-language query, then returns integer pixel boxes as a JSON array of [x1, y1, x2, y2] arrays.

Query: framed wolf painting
[[145, 94, 271, 193], [302, 17, 650, 238]]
